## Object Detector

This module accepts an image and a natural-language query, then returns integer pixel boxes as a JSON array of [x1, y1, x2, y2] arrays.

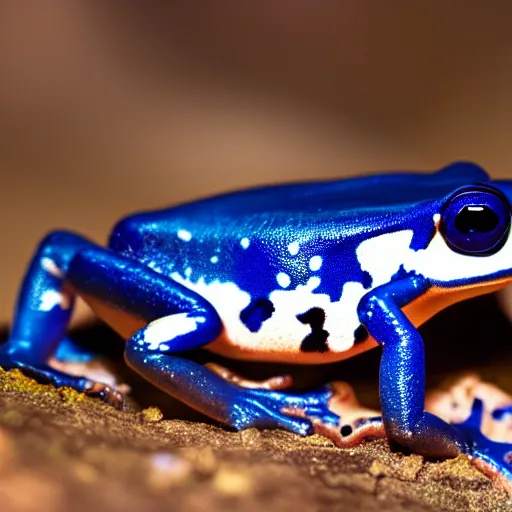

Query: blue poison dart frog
[[2, 161, 512, 476]]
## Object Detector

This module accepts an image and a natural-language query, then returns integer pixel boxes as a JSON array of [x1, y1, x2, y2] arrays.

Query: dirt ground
[[0, 295, 511, 512], [0, 365, 511, 512]]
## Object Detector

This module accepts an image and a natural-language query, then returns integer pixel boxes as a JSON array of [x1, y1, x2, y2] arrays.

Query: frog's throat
[[404, 277, 512, 329]]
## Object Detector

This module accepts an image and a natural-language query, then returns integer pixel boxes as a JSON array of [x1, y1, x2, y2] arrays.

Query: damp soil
[[0, 294, 511, 512]]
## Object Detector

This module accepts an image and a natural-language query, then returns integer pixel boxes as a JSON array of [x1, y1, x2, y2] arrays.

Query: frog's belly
[[176, 276, 377, 364], [81, 276, 379, 365], [207, 331, 378, 364]]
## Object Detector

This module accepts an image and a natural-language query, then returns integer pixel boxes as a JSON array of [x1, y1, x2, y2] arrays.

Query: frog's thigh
[[67, 248, 223, 352]]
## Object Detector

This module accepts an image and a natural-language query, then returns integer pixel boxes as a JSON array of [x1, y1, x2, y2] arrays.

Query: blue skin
[[2, 161, 512, 471]]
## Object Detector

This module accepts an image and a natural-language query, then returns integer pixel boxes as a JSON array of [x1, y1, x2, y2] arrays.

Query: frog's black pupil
[[454, 205, 499, 234]]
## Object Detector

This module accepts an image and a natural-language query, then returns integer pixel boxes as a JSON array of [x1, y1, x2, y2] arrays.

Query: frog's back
[[143, 161, 489, 220], [110, 162, 489, 253]]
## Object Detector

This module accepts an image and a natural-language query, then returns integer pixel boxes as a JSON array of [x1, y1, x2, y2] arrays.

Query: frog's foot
[[426, 373, 512, 444], [385, 412, 468, 459], [229, 385, 340, 436], [0, 348, 124, 408], [83, 381, 124, 408], [453, 398, 512, 486], [426, 379, 512, 488], [313, 381, 385, 446]]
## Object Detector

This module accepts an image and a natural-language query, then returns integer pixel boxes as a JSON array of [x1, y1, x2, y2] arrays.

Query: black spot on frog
[[240, 298, 275, 332], [297, 307, 329, 353]]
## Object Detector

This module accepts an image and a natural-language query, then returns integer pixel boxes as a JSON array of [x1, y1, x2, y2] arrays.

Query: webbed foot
[[452, 399, 512, 483], [0, 347, 124, 408], [228, 385, 340, 436]]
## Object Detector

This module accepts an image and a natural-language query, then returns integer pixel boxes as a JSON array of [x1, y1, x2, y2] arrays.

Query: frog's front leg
[[358, 276, 468, 459]]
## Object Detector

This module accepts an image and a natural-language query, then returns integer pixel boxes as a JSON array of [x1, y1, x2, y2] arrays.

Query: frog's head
[[408, 174, 512, 288]]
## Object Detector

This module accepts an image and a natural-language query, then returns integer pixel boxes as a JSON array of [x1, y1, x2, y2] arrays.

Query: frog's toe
[[282, 401, 340, 425], [84, 381, 124, 409], [280, 386, 340, 425], [267, 413, 314, 437], [492, 403, 512, 421], [0, 353, 88, 392], [230, 397, 314, 436]]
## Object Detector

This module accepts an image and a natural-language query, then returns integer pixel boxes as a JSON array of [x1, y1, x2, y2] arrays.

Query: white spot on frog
[[356, 230, 414, 287], [177, 229, 192, 242], [185, 267, 192, 278], [143, 313, 206, 351], [309, 255, 323, 271], [288, 242, 300, 256], [276, 272, 291, 288], [39, 289, 71, 311], [148, 261, 163, 274], [306, 276, 321, 290], [210, 256, 219, 264], [404, 222, 512, 283], [171, 272, 252, 344], [240, 238, 250, 249], [41, 257, 64, 278], [324, 281, 367, 351], [266, 278, 365, 353]]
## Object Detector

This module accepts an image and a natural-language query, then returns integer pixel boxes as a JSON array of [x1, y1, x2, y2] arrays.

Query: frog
[[2, 161, 512, 462]]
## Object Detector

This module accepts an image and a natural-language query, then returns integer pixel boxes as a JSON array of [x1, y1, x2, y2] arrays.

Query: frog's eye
[[440, 187, 511, 255]]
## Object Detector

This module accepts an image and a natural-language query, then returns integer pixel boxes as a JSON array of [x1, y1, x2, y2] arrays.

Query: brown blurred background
[[1, 2, 512, 324]]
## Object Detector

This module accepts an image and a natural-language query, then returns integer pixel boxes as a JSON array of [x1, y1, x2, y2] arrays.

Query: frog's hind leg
[[126, 346, 339, 435], [0, 231, 122, 404], [4, 236, 338, 431]]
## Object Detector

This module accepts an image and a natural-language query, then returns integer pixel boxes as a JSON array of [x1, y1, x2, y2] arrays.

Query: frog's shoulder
[[165, 161, 489, 218]]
